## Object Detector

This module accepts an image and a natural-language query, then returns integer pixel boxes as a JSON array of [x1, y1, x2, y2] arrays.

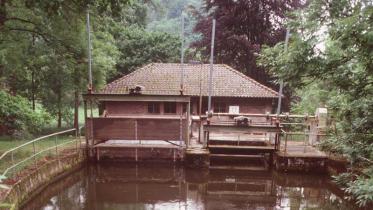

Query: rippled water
[[21, 163, 358, 210]]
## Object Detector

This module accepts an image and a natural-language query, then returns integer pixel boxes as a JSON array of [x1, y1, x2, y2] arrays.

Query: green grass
[[0, 104, 92, 178], [0, 135, 81, 178]]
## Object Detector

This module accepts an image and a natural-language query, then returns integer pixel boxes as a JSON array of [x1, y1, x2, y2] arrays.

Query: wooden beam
[[83, 94, 191, 102]]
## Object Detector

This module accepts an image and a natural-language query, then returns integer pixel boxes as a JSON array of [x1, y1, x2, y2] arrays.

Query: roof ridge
[[222, 64, 279, 95]]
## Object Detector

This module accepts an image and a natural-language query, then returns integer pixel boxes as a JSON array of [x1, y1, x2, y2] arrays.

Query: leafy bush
[[0, 90, 51, 137]]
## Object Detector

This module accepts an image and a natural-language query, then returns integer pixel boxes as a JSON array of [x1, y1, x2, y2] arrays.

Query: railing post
[[284, 133, 288, 153], [55, 135, 58, 158], [76, 130, 79, 153], [32, 142, 36, 165], [11, 151, 14, 165]]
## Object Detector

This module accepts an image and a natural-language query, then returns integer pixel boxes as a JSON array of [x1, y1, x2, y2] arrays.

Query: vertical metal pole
[[186, 101, 191, 148], [276, 28, 290, 115], [86, 10, 93, 92], [179, 114, 183, 144], [208, 19, 216, 115], [55, 135, 58, 157], [32, 142, 36, 164], [135, 120, 138, 143], [180, 12, 185, 94], [11, 151, 14, 165], [198, 63, 203, 143], [284, 133, 288, 153], [84, 100, 89, 157]]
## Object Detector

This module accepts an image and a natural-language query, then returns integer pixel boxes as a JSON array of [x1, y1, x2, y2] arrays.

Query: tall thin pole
[[86, 10, 93, 92], [180, 12, 185, 95], [208, 19, 216, 115], [276, 28, 290, 115]]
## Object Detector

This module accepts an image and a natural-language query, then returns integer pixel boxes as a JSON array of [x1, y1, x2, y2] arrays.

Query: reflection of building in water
[[21, 164, 354, 210], [203, 170, 276, 210]]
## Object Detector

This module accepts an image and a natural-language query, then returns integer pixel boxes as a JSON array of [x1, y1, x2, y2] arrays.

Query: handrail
[[0, 128, 76, 160], [2, 139, 77, 176], [0, 128, 81, 178], [212, 112, 316, 119]]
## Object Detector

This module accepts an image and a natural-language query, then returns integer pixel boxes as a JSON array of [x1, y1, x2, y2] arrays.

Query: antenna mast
[[207, 19, 216, 115], [180, 12, 185, 95], [276, 28, 290, 115], [86, 10, 93, 93]]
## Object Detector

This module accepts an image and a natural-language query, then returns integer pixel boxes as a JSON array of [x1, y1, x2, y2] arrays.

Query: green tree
[[0, 90, 51, 137], [259, 0, 373, 206], [114, 25, 181, 77]]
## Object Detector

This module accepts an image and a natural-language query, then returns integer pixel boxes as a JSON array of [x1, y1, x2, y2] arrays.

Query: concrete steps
[[209, 145, 275, 155], [209, 165, 267, 171], [208, 140, 273, 171]]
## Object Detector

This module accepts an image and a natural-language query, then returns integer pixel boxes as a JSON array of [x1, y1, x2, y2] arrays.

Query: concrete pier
[[185, 148, 210, 169]]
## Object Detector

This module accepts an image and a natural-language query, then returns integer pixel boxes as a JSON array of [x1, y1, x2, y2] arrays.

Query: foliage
[[114, 25, 181, 76], [193, 0, 302, 86], [0, 90, 51, 137], [290, 81, 336, 115], [0, 0, 128, 128], [146, 0, 202, 46], [258, 0, 373, 207]]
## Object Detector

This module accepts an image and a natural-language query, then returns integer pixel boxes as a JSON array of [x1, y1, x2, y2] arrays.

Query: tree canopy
[[259, 0, 373, 206], [193, 0, 302, 86], [0, 0, 182, 131]]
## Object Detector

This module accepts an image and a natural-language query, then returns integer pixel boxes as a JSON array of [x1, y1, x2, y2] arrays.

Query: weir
[[83, 92, 328, 173]]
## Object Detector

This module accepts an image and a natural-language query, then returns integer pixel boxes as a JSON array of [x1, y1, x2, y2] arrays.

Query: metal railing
[[0, 128, 83, 179], [280, 130, 328, 153]]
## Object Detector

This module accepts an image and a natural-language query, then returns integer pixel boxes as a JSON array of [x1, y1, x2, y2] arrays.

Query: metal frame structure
[[0, 128, 82, 177]]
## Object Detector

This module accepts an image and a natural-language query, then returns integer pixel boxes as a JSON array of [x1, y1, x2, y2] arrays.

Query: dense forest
[[0, 0, 372, 206]]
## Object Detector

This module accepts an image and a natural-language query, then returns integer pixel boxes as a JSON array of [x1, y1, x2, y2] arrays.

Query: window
[[148, 102, 160, 114], [214, 102, 226, 113], [164, 102, 177, 114]]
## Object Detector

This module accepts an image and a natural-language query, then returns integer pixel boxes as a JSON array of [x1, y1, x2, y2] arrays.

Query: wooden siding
[[86, 117, 188, 144]]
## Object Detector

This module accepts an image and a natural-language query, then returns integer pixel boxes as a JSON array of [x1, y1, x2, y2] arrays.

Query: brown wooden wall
[[189, 97, 273, 115], [86, 117, 188, 144], [105, 101, 185, 116]]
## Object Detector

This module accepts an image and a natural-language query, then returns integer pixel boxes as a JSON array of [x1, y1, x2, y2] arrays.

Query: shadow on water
[[21, 162, 359, 210]]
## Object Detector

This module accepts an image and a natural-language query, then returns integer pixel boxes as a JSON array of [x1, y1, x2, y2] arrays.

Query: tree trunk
[[74, 90, 79, 135], [0, 0, 6, 29]]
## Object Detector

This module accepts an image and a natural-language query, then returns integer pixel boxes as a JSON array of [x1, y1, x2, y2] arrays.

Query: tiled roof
[[99, 63, 279, 98]]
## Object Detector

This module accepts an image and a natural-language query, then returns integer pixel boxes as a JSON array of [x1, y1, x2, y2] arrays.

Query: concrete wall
[[2, 153, 85, 210]]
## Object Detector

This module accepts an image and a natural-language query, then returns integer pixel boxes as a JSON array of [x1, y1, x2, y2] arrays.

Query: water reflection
[[21, 163, 357, 210]]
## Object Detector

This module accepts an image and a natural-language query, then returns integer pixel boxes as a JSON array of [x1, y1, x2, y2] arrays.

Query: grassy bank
[[0, 135, 81, 177]]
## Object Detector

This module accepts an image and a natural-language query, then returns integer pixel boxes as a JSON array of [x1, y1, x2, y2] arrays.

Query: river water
[[20, 163, 357, 210]]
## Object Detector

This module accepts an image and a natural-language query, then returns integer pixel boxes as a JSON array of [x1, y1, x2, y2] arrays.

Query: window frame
[[147, 102, 160, 114], [164, 102, 177, 114]]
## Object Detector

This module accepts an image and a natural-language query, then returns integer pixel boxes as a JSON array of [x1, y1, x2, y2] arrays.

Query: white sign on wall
[[229, 106, 239, 114]]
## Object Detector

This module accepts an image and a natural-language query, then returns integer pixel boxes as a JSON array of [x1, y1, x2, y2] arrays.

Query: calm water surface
[[21, 163, 357, 210]]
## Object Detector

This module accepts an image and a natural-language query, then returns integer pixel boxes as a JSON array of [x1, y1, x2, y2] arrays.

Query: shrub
[[0, 90, 51, 137]]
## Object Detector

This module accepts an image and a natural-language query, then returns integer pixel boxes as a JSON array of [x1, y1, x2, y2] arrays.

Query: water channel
[[21, 163, 357, 210]]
